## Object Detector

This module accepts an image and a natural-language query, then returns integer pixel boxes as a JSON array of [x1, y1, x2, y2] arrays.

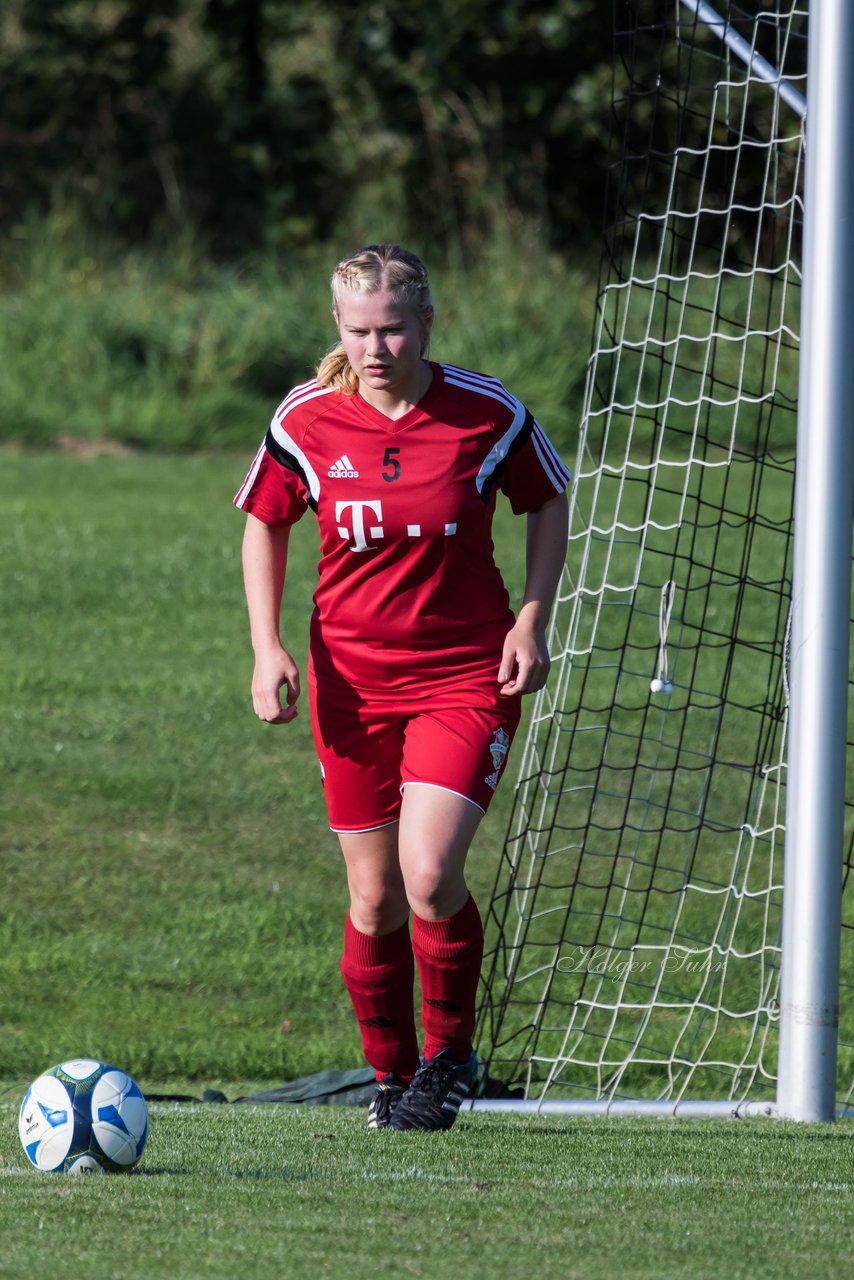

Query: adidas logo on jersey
[[328, 455, 359, 478]]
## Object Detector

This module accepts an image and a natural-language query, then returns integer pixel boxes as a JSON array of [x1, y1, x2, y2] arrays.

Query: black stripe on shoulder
[[480, 408, 536, 504], [509, 408, 535, 456], [264, 428, 318, 513]]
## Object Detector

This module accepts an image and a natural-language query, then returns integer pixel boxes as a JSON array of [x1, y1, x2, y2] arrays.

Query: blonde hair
[[315, 244, 433, 394]]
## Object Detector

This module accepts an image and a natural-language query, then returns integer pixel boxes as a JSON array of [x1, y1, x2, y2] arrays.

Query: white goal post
[[472, 0, 854, 1121], [777, 0, 854, 1122]]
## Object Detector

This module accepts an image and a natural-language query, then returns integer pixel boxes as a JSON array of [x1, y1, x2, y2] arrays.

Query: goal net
[[478, 0, 854, 1108]]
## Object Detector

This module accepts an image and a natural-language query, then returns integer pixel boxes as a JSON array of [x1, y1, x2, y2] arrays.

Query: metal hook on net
[[650, 580, 676, 695]]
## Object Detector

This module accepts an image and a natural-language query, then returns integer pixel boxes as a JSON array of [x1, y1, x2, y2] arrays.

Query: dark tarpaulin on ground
[[145, 1064, 523, 1107]]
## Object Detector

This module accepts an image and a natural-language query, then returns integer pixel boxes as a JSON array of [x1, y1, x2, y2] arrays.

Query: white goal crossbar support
[[777, 0, 854, 1123], [679, 0, 807, 118], [464, 1099, 777, 1118]]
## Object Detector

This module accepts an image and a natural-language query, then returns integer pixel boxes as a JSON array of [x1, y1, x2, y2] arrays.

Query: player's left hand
[[498, 619, 550, 696]]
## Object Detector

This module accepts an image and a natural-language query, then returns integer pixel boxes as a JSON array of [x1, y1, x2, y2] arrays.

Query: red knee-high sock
[[339, 914, 420, 1082], [412, 893, 483, 1063]]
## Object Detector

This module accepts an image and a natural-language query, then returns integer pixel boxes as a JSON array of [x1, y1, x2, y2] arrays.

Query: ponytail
[[315, 342, 360, 394]]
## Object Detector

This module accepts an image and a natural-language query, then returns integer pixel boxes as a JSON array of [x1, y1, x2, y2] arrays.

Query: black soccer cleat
[[389, 1048, 477, 1132], [367, 1073, 407, 1129]]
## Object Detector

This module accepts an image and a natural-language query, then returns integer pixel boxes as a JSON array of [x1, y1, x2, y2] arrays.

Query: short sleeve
[[499, 417, 572, 515], [233, 442, 309, 527]]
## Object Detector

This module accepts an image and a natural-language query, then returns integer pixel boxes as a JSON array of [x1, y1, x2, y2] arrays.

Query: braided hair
[[315, 245, 433, 394]]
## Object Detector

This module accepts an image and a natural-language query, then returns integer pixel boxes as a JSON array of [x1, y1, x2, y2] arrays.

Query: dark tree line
[[0, 0, 618, 254]]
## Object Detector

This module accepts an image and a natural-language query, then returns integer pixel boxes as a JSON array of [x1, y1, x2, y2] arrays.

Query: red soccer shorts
[[308, 685, 522, 833]]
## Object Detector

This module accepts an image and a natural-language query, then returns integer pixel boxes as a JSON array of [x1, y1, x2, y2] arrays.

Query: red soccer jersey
[[234, 361, 570, 699]]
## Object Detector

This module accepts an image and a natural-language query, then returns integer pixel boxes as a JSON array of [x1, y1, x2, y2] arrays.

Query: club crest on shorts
[[484, 727, 511, 791]]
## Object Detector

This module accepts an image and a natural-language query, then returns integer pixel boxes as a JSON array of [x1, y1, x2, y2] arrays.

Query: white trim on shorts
[[399, 780, 486, 815], [329, 817, 400, 835]]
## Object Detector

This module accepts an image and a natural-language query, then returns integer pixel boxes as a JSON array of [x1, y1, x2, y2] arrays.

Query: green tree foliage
[[0, 0, 617, 254], [328, 0, 614, 246], [0, 0, 337, 249], [1, 0, 184, 234]]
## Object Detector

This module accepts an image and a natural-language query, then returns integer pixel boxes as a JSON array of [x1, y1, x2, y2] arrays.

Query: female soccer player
[[235, 244, 569, 1131]]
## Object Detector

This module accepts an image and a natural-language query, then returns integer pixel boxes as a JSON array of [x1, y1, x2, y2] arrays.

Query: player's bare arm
[[242, 514, 301, 723], [498, 490, 569, 697]]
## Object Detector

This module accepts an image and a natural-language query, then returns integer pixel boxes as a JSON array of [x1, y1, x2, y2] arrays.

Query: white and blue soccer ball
[[19, 1059, 149, 1174]]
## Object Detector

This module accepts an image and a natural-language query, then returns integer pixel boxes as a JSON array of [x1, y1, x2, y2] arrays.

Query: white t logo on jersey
[[336, 499, 384, 552]]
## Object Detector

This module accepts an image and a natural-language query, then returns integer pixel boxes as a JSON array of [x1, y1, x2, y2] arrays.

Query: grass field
[[0, 449, 529, 1086], [3, 450, 853, 1279], [2, 1105, 853, 1280]]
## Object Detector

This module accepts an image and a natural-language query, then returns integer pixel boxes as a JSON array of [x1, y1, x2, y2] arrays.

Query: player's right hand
[[251, 644, 301, 724]]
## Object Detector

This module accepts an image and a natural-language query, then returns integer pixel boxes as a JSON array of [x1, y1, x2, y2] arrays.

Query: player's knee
[[404, 869, 467, 921], [347, 884, 409, 935]]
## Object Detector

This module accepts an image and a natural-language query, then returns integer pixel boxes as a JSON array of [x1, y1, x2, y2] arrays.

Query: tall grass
[[0, 210, 593, 454]]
